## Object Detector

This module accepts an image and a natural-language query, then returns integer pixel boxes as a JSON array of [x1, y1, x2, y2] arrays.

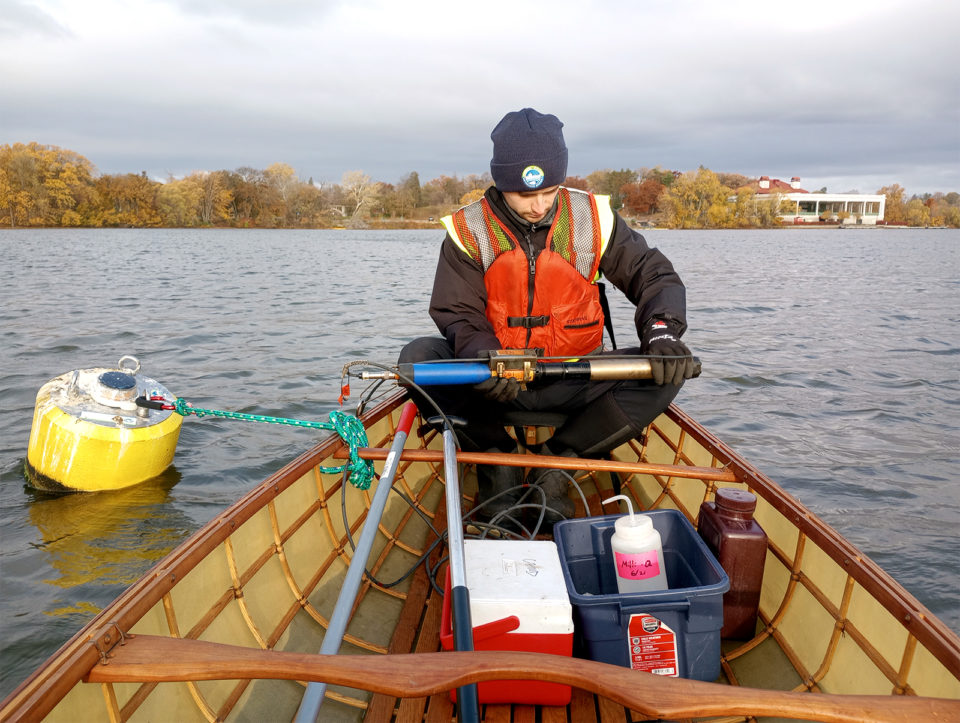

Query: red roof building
[[734, 176, 885, 225], [740, 176, 809, 194]]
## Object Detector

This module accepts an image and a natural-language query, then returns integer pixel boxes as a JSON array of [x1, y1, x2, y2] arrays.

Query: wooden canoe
[[2, 388, 959, 722]]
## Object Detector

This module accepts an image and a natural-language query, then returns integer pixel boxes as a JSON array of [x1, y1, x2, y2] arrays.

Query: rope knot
[[327, 410, 375, 490]]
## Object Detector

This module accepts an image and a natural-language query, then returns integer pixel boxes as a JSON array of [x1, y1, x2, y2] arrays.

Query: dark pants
[[397, 337, 682, 456]]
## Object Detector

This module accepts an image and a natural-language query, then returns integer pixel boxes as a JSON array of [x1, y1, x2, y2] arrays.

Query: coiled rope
[[172, 398, 375, 490]]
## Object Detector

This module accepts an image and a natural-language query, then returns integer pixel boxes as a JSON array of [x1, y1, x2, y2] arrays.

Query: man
[[399, 108, 695, 528]]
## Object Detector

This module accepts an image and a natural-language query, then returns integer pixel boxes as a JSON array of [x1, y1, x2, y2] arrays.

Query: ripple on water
[[1, 227, 958, 699]]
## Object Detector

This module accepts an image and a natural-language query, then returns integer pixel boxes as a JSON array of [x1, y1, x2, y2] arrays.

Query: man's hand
[[472, 350, 521, 402], [473, 376, 521, 402], [641, 319, 696, 386]]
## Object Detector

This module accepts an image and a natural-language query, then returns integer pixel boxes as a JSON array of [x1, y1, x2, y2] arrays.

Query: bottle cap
[[614, 511, 653, 539], [715, 488, 757, 515], [602, 495, 654, 539]]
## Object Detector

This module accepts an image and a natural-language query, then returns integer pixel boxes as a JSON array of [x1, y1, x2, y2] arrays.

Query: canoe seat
[[501, 410, 569, 428], [419, 411, 567, 446], [501, 410, 568, 448], [501, 410, 622, 496]]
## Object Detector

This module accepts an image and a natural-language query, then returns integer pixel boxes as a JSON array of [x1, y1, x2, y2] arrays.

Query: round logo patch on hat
[[522, 165, 545, 189]]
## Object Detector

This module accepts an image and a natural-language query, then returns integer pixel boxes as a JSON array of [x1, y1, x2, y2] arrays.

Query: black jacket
[[429, 187, 686, 359]]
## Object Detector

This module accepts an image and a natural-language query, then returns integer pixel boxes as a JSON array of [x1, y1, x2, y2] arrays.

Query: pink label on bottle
[[615, 550, 661, 580]]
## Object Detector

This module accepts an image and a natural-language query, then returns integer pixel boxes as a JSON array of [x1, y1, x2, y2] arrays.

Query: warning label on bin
[[626, 614, 678, 676]]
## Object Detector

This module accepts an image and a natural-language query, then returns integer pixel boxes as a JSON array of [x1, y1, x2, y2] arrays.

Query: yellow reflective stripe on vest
[[592, 194, 615, 280], [440, 214, 471, 255], [594, 194, 615, 255], [445, 193, 614, 262]]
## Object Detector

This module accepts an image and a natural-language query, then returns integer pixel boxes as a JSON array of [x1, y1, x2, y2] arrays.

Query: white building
[[745, 177, 886, 225]]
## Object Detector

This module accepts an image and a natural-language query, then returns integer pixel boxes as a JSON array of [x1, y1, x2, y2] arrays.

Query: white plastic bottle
[[602, 495, 668, 593]]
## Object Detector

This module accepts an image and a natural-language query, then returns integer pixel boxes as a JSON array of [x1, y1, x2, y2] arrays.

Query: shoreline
[[2, 224, 953, 232], [0, 220, 954, 232]]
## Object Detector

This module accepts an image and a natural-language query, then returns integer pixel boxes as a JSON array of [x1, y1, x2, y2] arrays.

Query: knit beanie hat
[[490, 108, 568, 192]]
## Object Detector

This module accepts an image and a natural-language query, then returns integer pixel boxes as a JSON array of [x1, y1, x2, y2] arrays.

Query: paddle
[[294, 401, 418, 723], [435, 415, 481, 723], [86, 635, 960, 723]]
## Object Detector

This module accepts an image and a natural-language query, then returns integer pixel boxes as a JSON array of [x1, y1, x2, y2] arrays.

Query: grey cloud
[[0, 0, 70, 38], [161, 0, 341, 26], [2, 1, 957, 196]]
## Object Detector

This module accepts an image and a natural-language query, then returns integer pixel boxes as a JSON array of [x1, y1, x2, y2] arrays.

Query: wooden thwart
[[343, 447, 738, 483], [86, 635, 959, 723]]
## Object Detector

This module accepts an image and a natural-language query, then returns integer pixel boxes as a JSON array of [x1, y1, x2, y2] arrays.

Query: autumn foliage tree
[[562, 175, 590, 191], [927, 193, 960, 227], [2, 142, 957, 229], [639, 167, 678, 187], [878, 184, 906, 225], [586, 169, 637, 209], [621, 178, 665, 216], [392, 172, 421, 217], [459, 188, 485, 206], [660, 168, 732, 228], [92, 173, 161, 226], [659, 168, 789, 228], [0, 143, 96, 226]]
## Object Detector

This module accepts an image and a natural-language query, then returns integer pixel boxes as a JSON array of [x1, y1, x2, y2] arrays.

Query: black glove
[[641, 319, 696, 386], [474, 376, 521, 403]]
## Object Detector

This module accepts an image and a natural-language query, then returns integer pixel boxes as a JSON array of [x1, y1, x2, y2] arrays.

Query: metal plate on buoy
[[50, 369, 176, 427]]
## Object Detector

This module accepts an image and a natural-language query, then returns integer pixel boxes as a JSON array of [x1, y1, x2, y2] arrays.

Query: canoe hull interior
[[3, 389, 958, 722]]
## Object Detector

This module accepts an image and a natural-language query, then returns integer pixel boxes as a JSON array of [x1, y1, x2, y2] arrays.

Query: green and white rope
[[173, 398, 375, 490]]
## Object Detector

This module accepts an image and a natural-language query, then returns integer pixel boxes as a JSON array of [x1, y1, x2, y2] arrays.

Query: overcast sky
[[3, 0, 958, 195]]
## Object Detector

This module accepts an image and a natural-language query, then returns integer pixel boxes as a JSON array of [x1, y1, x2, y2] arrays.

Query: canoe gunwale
[[666, 404, 960, 681]]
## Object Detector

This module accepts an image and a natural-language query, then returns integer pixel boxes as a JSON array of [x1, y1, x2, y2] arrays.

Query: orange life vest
[[442, 188, 614, 357]]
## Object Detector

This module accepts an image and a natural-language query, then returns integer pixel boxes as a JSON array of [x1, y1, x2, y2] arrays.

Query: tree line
[[2, 142, 958, 229]]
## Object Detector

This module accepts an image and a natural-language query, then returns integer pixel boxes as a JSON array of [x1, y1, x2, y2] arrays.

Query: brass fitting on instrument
[[488, 349, 539, 385]]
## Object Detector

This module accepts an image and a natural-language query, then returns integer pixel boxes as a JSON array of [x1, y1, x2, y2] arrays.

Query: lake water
[[1, 227, 958, 698]]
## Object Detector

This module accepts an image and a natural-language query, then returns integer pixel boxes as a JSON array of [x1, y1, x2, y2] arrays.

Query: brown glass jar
[[698, 488, 767, 639]]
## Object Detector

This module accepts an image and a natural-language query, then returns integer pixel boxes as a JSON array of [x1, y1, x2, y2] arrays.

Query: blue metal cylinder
[[411, 363, 491, 386]]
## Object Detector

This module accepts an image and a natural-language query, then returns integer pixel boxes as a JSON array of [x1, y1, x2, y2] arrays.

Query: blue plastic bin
[[554, 510, 729, 681]]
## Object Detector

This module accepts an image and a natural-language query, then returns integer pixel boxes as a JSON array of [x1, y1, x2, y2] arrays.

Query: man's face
[[501, 185, 560, 224]]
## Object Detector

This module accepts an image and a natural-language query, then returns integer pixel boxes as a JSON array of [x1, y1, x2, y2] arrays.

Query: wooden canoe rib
[[2, 388, 959, 722]]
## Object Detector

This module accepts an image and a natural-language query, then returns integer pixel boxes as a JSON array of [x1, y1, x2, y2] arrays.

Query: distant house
[[739, 176, 886, 225]]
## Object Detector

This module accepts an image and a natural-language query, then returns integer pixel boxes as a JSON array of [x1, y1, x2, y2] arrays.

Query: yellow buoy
[[25, 356, 182, 492]]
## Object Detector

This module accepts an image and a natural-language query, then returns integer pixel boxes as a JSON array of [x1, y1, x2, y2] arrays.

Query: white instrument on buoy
[[26, 356, 182, 492]]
